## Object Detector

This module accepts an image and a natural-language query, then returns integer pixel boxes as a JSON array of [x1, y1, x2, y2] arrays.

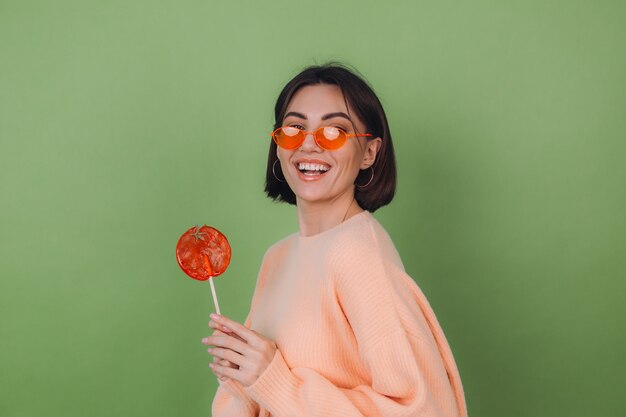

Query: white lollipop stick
[[209, 277, 221, 315]]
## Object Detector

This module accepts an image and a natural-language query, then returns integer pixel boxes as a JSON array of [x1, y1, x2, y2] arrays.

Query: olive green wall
[[1, 1, 624, 416]]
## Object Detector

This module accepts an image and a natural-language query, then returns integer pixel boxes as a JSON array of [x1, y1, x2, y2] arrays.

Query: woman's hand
[[205, 320, 248, 382], [206, 328, 239, 382], [202, 313, 277, 387]]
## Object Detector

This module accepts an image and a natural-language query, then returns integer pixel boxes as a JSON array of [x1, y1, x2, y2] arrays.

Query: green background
[[1, 0, 624, 416]]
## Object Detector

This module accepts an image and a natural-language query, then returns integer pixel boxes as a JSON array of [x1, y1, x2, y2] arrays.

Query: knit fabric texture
[[212, 211, 467, 417]]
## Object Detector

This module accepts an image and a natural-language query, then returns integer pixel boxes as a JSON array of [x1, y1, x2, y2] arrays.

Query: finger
[[205, 333, 251, 356], [210, 314, 259, 345], [209, 329, 224, 339], [214, 354, 237, 367], [217, 358, 238, 369], [211, 350, 239, 368], [208, 319, 233, 334], [209, 347, 245, 368], [202, 333, 221, 345], [210, 362, 241, 382], [203, 331, 244, 347], [212, 355, 238, 371], [208, 340, 239, 370], [209, 363, 230, 382], [208, 323, 247, 343], [215, 360, 232, 380]]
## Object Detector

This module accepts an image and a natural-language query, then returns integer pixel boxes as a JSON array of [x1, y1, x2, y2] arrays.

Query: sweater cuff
[[244, 348, 301, 415], [219, 378, 258, 412]]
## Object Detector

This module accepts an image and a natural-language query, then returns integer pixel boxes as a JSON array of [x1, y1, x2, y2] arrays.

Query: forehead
[[285, 84, 349, 115]]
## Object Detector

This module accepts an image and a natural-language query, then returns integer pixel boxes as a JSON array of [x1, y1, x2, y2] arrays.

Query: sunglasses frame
[[270, 126, 373, 150]]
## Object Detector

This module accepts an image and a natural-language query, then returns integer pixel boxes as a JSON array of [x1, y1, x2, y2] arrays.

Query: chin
[[293, 190, 330, 204]]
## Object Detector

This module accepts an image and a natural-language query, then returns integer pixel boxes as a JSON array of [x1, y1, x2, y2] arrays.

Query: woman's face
[[277, 84, 381, 206]]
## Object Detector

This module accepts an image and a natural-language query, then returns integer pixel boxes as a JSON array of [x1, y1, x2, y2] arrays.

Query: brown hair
[[264, 62, 396, 212]]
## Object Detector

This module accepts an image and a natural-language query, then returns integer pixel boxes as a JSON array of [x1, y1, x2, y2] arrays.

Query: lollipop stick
[[209, 277, 221, 315]]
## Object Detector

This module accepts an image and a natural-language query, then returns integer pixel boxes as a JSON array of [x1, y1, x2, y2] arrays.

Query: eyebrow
[[283, 111, 352, 122]]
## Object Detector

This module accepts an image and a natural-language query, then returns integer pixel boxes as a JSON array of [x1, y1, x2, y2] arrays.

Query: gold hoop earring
[[355, 166, 374, 189], [272, 160, 286, 183]]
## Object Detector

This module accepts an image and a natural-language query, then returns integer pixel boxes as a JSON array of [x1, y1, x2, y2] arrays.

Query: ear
[[360, 137, 382, 169]]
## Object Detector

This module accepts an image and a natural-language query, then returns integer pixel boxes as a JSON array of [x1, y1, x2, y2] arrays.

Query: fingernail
[[201, 337, 208, 344], [210, 313, 220, 320], [222, 326, 231, 332]]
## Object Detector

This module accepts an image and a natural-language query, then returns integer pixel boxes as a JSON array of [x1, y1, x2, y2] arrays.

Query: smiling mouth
[[296, 162, 331, 177]]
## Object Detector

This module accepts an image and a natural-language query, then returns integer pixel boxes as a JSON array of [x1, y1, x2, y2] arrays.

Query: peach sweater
[[212, 211, 467, 417]]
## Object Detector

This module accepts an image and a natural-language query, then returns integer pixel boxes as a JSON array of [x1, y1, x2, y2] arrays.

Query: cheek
[[277, 149, 292, 166], [276, 149, 296, 179], [336, 147, 365, 173]]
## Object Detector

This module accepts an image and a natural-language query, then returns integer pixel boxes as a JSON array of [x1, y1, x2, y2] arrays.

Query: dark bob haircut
[[264, 62, 396, 212]]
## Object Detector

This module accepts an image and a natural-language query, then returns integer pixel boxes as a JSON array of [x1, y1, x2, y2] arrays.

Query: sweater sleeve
[[241, 225, 462, 417], [242, 330, 443, 417], [212, 378, 260, 417]]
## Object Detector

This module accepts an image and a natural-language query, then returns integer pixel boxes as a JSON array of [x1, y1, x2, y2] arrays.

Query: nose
[[299, 131, 322, 152]]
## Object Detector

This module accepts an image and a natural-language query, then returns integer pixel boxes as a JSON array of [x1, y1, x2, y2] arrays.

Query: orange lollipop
[[176, 225, 231, 314]]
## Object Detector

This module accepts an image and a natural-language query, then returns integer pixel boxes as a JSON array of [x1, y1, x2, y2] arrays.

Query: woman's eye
[[289, 124, 305, 130], [334, 126, 348, 133]]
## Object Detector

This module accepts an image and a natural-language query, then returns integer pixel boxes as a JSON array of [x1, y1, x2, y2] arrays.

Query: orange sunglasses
[[270, 126, 372, 150]]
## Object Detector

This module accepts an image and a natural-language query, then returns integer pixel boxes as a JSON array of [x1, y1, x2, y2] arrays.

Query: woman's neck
[[296, 191, 363, 237]]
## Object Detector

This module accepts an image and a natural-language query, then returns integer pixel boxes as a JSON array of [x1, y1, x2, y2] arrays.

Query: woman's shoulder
[[259, 211, 403, 268], [327, 211, 404, 270], [261, 231, 298, 264], [328, 213, 432, 342]]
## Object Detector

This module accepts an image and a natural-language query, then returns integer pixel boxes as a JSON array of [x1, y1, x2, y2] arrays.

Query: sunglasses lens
[[274, 127, 303, 149], [317, 126, 346, 150]]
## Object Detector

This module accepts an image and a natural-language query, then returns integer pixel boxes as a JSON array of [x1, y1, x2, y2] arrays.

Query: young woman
[[203, 63, 467, 417]]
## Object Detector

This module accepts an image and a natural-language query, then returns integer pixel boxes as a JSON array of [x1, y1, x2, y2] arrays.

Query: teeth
[[298, 162, 330, 172]]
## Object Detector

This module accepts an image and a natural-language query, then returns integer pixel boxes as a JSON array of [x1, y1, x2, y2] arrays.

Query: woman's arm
[[210, 321, 262, 417], [207, 266, 463, 417], [210, 227, 465, 416], [209, 322, 457, 416]]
